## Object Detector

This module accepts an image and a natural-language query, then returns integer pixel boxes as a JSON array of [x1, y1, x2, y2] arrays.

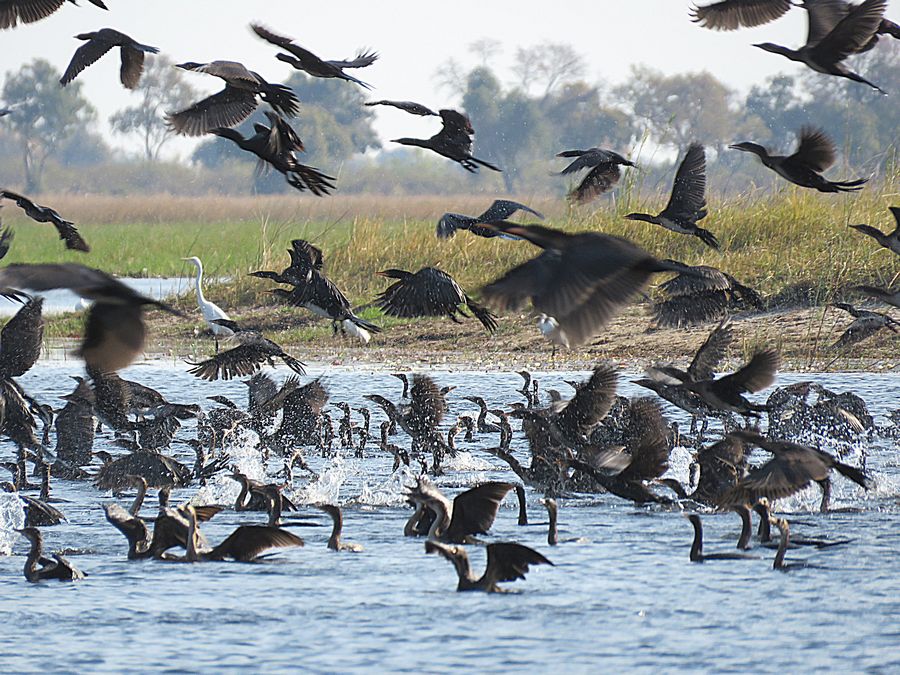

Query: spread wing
[[690, 0, 792, 31], [789, 127, 836, 173], [327, 50, 378, 69], [377, 268, 465, 318], [477, 199, 544, 223], [61, 38, 115, 86], [568, 163, 623, 203], [166, 87, 258, 137], [445, 481, 514, 541], [208, 525, 304, 562], [555, 363, 618, 438], [719, 349, 780, 393], [687, 320, 733, 382], [186, 345, 272, 381], [483, 542, 553, 585], [663, 143, 707, 221]]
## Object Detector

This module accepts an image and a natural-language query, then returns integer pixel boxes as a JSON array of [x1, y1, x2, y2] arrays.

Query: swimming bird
[[376, 267, 498, 333], [251, 24, 377, 89], [679, 348, 781, 417], [364, 100, 437, 116], [2, 479, 65, 526], [0, 190, 89, 251], [165, 60, 300, 136], [182, 256, 232, 351], [317, 504, 363, 552], [183, 504, 304, 562], [686, 514, 755, 562], [436, 199, 543, 239], [770, 517, 819, 571], [726, 429, 869, 511], [17, 527, 86, 582], [753, 0, 888, 93], [624, 143, 719, 249], [849, 207, 900, 256], [691, 435, 748, 506], [391, 109, 501, 173], [210, 112, 336, 196], [853, 284, 900, 309], [425, 540, 552, 593], [651, 264, 764, 328], [405, 477, 514, 543], [463, 396, 501, 434], [730, 127, 868, 192], [186, 319, 305, 380], [830, 302, 899, 350], [480, 223, 699, 347], [1, 0, 106, 30], [556, 147, 635, 203], [60, 28, 159, 89], [0, 263, 182, 374]]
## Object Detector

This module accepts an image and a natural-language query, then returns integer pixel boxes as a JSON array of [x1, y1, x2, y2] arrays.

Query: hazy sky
[[1, 0, 879, 159]]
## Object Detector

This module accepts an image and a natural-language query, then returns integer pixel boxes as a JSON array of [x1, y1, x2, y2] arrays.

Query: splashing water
[[357, 464, 417, 507], [0, 494, 25, 555], [293, 455, 350, 505]]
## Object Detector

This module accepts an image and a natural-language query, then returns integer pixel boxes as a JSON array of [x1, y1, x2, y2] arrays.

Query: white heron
[[182, 256, 232, 351]]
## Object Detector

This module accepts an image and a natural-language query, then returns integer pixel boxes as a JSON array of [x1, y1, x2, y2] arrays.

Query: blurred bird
[[830, 302, 899, 350], [60, 28, 159, 89], [556, 147, 635, 204], [0, 189, 89, 252], [1, 0, 107, 30], [186, 319, 306, 381], [849, 207, 900, 255], [651, 262, 764, 328], [437, 199, 542, 239], [364, 100, 437, 116]]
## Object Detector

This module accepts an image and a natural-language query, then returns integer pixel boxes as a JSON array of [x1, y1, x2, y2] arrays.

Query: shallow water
[[1, 364, 899, 673]]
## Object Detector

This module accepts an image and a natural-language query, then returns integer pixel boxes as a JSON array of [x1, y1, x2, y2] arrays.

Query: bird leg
[[817, 478, 832, 513]]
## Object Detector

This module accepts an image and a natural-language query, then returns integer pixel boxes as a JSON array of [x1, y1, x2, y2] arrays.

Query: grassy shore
[[5, 187, 898, 372]]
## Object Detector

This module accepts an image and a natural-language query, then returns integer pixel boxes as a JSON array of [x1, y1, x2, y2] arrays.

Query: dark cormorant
[[251, 24, 377, 89], [391, 109, 501, 173], [405, 477, 514, 543], [463, 396, 501, 434], [182, 504, 304, 563], [770, 518, 820, 571], [0, 262, 182, 373], [686, 515, 755, 562], [316, 504, 363, 552], [187, 319, 305, 380], [726, 429, 869, 511], [1, 0, 106, 30], [94, 451, 191, 491], [480, 222, 698, 347], [425, 540, 552, 593], [680, 348, 781, 417], [753, 0, 888, 93], [2, 480, 65, 526], [690, 0, 793, 30], [211, 112, 335, 196], [830, 302, 899, 350], [730, 127, 868, 192], [17, 527, 86, 581], [625, 143, 718, 249], [849, 207, 900, 256], [165, 61, 299, 136], [60, 28, 159, 89], [436, 199, 543, 239], [376, 267, 498, 333], [556, 147, 635, 204], [651, 264, 764, 328], [0, 190, 89, 251], [364, 100, 438, 116]]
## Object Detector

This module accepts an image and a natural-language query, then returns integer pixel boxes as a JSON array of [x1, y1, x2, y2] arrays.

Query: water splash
[[0, 494, 25, 555], [443, 451, 493, 472], [357, 464, 417, 507], [293, 455, 350, 505]]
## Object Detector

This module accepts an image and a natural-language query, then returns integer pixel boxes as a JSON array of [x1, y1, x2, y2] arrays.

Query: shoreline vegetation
[[4, 189, 896, 373]]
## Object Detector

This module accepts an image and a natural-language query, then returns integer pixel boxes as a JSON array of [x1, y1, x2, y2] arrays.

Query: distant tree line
[[0, 41, 896, 196]]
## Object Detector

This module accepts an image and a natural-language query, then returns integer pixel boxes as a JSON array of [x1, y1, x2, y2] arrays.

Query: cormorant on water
[[376, 267, 498, 333], [624, 143, 719, 249], [165, 60, 299, 136], [685, 514, 756, 562], [17, 527, 86, 581], [424, 540, 552, 593], [316, 504, 363, 552], [252, 24, 377, 89], [730, 127, 868, 192], [60, 28, 159, 90]]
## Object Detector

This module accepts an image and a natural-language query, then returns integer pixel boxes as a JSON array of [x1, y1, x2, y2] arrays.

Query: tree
[[109, 55, 198, 160], [1, 58, 96, 192], [512, 43, 586, 98]]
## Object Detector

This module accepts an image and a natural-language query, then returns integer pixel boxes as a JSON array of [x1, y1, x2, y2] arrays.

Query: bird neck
[[327, 510, 343, 551], [23, 535, 43, 581], [773, 520, 789, 570], [449, 548, 476, 589], [547, 504, 558, 546], [130, 479, 148, 516], [186, 512, 200, 562], [735, 506, 752, 550], [427, 499, 451, 540], [40, 464, 50, 501], [191, 263, 206, 303], [689, 517, 703, 561]]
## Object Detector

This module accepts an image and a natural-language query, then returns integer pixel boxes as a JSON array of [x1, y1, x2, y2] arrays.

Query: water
[[0, 277, 192, 316], [1, 363, 900, 673]]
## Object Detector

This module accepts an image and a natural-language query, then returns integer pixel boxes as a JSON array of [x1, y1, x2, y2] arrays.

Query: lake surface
[[1, 363, 899, 673]]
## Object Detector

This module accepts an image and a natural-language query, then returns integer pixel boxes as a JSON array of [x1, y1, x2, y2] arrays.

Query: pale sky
[[2, 0, 890, 159]]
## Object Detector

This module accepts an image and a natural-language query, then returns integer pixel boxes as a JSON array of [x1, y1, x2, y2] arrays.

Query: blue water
[[1, 364, 899, 673]]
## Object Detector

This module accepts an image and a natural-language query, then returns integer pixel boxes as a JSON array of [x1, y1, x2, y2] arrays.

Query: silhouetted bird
[[392, 109, 501, 173], [166, 61, 299, 136], [754, 0, 888, 93], [625, 143, 719, 249], [849, 206, 900, 255], [211, 112, 335, 196], [480, 223, 698, 347], [0, 190, 89, 251], [364, 100, 437, 116], [425, 540, 552, 592], [0, 295, 43, 378], [651, 262, 764, 327], [186, 319, 306, 380], [252, 24, 377, 89], [437, 199, 542, 239], [830, 302, 899, 350], [690, 0, 792, 30], [376, 267, 498, 333], [0, 263, 182, 373], [730, 127, 868, 192], [1, 0, 106, 30], [556, 147, 635, 204], [60, 28, 159, 89], [680, 348, 781, 417], [725, 429, 868, 511]]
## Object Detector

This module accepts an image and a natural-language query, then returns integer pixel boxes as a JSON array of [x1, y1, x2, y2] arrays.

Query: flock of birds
[[0, 0, 898, 592]]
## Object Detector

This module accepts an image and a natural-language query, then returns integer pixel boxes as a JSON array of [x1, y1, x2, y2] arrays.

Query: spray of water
[[0, 493, 26, 555]]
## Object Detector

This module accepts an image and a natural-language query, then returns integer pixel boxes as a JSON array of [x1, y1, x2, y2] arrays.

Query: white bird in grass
[[182, 256, 232, 351]]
